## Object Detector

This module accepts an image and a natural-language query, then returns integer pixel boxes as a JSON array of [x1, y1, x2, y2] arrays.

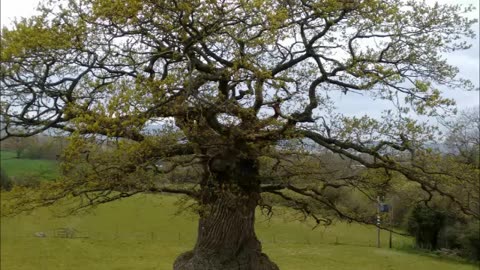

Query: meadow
[[0, 151, 478, 270], [0, 151, 59, 181], [1, 194, 478, 270]]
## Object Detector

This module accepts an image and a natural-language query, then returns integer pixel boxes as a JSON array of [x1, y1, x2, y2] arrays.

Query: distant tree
[[444, 107, 480, 167], [0, 136, 34, 158], [1, 1, 478, 269], [1, 134, 66, 160], [405, 108, 480, 257], [401, 116, 479, 257], [21, 135, 68, 160]]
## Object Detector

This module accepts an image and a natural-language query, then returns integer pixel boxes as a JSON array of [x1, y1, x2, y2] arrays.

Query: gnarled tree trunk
[[173, 156, 279, 270]]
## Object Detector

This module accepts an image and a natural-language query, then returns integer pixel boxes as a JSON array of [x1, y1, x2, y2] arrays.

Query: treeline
[[261, 109, 479, 261], [1, 134, 68, 160], [407, 204, 479, 260], [0, 135, 67, 191]]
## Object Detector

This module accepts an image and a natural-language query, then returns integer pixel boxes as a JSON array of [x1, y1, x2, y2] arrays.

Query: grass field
[[0, 151, 59, 180], [1, 194, 477, 270], [0, 151, 477, 269]]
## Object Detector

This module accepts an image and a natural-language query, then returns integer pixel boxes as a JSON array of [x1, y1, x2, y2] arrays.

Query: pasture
[[1, 194, 477, 270], [0, 151, 59, 181]]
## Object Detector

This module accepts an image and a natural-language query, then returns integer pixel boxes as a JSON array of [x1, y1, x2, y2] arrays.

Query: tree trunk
[[173, 190, 279, 270]]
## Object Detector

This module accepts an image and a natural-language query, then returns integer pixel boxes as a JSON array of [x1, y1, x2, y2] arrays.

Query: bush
[[438, 220, 480, 261], [406, 204, 446, 250], [461, 221, 480, 260], [440, 221, 465, 250], [406, 204, 479, 261]]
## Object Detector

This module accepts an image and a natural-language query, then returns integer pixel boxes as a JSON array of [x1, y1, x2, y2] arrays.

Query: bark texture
[[173, 191, 279, 270]]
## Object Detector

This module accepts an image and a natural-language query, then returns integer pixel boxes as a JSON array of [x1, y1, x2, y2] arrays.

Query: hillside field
[[1, 194, 477, 270]]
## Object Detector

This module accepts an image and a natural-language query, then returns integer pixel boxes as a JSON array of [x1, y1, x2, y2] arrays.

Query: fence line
[[1, 228, 414, 248]]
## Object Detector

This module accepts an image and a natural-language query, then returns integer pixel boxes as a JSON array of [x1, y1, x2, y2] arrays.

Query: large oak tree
[[1, 0, 478, 269]]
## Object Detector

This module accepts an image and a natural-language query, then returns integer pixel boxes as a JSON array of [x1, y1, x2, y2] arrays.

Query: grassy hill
[[1, 194, 477, 270], [0, 151, 59, 181]]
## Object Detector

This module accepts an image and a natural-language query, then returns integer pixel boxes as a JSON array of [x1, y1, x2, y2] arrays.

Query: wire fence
[[2, 227, 415, 249]]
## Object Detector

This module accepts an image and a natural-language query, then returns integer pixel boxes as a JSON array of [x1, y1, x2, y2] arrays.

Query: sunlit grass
[[1, 194, 477, 270]]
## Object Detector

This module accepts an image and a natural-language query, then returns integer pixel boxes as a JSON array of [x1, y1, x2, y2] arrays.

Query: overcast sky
[[1, 0, 479, 118]]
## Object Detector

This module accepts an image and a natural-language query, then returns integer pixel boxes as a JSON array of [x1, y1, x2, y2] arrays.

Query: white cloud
[[1, 0, 40, 27]]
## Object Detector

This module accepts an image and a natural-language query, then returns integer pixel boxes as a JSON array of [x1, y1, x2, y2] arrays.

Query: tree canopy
[[1, 0, 478, 269]]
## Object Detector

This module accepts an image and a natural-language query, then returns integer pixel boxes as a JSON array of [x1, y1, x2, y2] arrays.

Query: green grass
[[1, 194, 477, 270], [0, 151, 59, 180]]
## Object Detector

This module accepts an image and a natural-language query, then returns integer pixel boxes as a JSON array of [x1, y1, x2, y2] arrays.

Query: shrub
[[406, 204, 446, 250], [461, 221, 480, 260], [406, 204, 479, 261]]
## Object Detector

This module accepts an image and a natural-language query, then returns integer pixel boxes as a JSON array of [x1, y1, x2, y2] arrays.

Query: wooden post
[[389, 203, 393, 249], [377, 196, 381, 248]]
